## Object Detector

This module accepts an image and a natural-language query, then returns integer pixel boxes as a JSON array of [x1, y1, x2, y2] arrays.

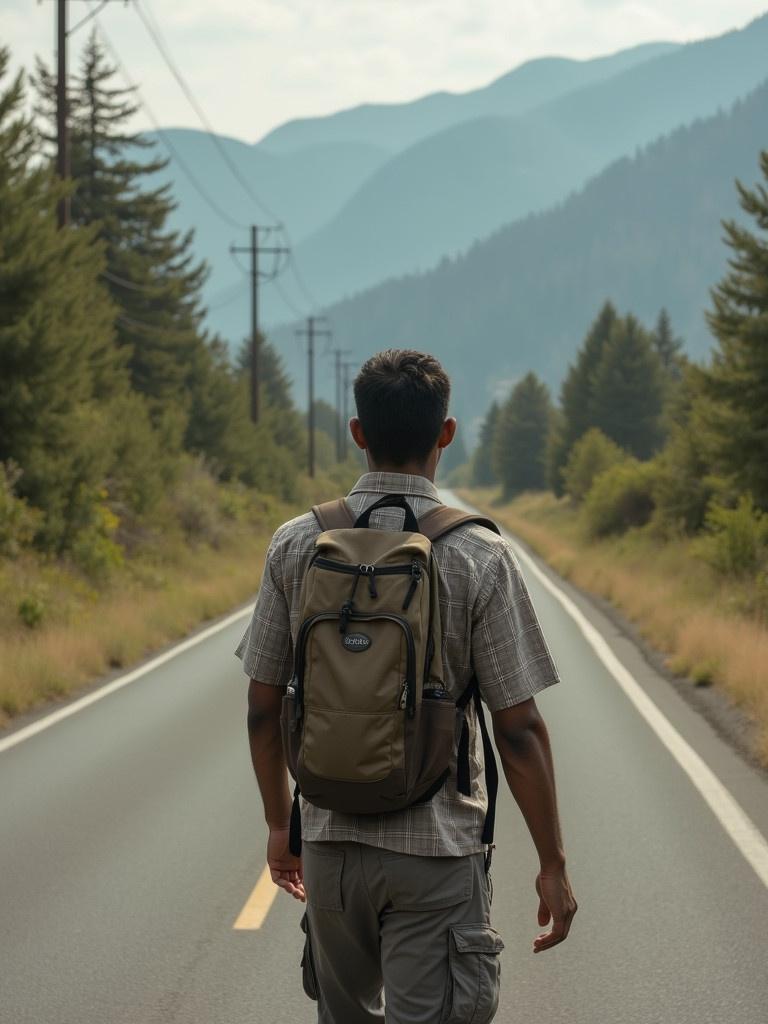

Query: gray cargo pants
[[300, 840, 504, 1024]]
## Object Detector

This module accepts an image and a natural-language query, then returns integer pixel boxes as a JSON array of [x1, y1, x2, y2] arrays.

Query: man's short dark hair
[[353, 349, 451, 466]]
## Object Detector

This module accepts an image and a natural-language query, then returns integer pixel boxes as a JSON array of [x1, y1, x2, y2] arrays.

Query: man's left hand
[[267, 826, 306, 901]]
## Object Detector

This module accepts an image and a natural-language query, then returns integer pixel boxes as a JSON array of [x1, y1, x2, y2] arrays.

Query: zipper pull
[[339, 601, 353, 634], [402, 560, 422, 610], [399, 680, 409, 710], [367, 569, 378, 599]]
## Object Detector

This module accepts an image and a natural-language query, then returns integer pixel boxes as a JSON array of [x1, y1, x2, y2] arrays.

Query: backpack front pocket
[[297, 613, 416, 786]]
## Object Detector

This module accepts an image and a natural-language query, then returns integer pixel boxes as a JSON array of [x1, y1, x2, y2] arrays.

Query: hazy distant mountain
[[274, 78, 768, 433], [153, 130, 389, 315], [290, 13, 768, 309], [159, 41, 677, 339], [258, 42, 677, 155]]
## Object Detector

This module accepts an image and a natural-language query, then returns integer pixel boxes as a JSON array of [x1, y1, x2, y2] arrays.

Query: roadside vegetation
[[0, 42, 359, 726], [459, 150, 768, 766]]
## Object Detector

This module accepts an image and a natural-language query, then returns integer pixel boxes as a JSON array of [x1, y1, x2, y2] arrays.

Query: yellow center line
[[233, 864, 279, 930]]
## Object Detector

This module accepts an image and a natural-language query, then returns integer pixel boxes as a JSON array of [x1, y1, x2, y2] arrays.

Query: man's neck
[[366, 460, 435, 482]]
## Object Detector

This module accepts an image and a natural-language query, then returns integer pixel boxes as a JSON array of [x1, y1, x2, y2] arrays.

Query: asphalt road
[[2, 489, 767, 1024]]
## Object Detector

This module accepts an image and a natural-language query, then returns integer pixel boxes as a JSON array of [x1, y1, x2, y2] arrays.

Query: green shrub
[[650, 426, 715, 536], [695, 494, 768, 577], [562, 428, 626, 504], [0, 462, 42, 556], [17, 594, 45, 629], [583, 459, 657, 537], [168, 457, 227, 546], [71, 501, 125, 582]]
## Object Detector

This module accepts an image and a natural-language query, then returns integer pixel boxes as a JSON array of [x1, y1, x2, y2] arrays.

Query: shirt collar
[[348, 471, 441, 503]]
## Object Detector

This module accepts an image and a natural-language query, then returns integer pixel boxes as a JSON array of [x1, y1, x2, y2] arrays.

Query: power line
[[86, 3, 246, 231], [206, 279, 249, 311], [133, 1, 327, 318], [116, 313, 197, 339], [281, 230, 323, 313], [272, 276, 310, 321], [68, 0, 115, 38], [100, 267, 166, 294], [90, 1, 327, 340], [134, 0, 280, 223]]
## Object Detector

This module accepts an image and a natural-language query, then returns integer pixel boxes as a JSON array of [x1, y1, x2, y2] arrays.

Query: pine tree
[[0, 50, 120, 550], [562, 302, 617, 437], [236, 334, 295, 409], [35, 35, 209, 423], [493, 373, 551, 498], [652, 308, 684, 379], [471, 401, 500, 486], [590, 315, 665, 459], [549, 301, 617, 493], [700, 151, 768, 507], [235, 335, 304, 461]]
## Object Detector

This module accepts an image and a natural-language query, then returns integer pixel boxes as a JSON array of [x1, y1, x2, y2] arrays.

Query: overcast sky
[[2, 1, 766, 142]]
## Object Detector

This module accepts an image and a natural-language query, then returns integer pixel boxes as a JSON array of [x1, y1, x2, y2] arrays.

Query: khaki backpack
[[281, 494, 500, 857]]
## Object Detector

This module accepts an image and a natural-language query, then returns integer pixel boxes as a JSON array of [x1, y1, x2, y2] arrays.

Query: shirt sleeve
[[234, 533, 293, 687], [471, 540, 561, 712]]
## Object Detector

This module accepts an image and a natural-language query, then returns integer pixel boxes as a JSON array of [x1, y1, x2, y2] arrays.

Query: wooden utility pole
[[56, 0, 69, 227], [50, 1, 129, 227], [230, 225, 289, 423], [331, 347, 352, 460], [296, 316, 331, 477], [341, 360, 356, 461]]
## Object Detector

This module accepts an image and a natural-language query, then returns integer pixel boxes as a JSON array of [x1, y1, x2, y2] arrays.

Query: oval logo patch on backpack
[[342, 632, 372, 653]]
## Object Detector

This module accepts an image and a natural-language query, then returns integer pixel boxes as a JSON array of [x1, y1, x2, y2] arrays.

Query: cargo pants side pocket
[[441, 923, 504, 1024], [299, 911, 319, 1001]]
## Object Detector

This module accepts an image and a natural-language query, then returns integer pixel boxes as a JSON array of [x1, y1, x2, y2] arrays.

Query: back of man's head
[[353, 349, 451, 467]]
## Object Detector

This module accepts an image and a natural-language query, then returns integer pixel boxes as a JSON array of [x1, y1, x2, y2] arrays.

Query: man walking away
[[236, 349, 577, 1023]]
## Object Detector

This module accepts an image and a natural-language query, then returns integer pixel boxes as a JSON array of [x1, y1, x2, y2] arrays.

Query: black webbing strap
[[473, 686, 498, 848], [455, 677, 498, 862], [289, 784, 302, 856]]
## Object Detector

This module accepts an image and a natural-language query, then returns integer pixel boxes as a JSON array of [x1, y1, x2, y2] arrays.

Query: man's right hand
[[533, 864, 577, 953]]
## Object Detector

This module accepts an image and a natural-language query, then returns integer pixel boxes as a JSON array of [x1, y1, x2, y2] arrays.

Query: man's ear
[[350, 417, 368, 451], [437, 417, 457, 450]]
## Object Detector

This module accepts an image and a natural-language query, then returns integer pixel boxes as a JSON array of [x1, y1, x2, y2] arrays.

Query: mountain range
[[147, 13, 768, 430], [156, 37, 679, 326], [290, 13, 768, 308], [257, 41, 677, 154], [274, 78, 768, 433]]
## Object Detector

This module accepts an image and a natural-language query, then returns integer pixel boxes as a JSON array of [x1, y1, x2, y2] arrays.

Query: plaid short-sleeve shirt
[[235, 472, 561, 856]]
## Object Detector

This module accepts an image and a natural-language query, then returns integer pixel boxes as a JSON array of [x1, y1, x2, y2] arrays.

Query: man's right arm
[[492, 697, 578, 953]]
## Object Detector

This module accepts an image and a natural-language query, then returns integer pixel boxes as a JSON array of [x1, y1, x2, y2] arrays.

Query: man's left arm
[[236, 532, 305, 901], [247, 679, 305, 901]]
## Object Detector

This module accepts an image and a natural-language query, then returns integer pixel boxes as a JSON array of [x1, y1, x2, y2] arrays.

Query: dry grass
[[0, 528, 277, 728], [0, 463, 360, 730], [459, 488, 768, 766]]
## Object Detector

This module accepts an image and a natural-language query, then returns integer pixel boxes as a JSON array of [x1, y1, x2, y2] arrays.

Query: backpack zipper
[[295, 610, 418, 718], [313, 557, 423, 604], [313, 557, 416, 576]]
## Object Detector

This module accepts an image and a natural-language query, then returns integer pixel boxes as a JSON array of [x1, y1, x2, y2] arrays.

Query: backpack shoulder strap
[[417, 504, 500, 542], [311, 498, 355, 531]]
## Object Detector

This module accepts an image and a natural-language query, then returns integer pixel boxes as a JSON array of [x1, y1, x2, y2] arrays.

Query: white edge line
[[448, 492, 768, 891], [0, 603, 254, 755]]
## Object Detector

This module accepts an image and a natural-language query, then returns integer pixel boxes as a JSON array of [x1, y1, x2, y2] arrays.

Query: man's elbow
[[246, 678, 283, 732], [491, 696, 545, 752]]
